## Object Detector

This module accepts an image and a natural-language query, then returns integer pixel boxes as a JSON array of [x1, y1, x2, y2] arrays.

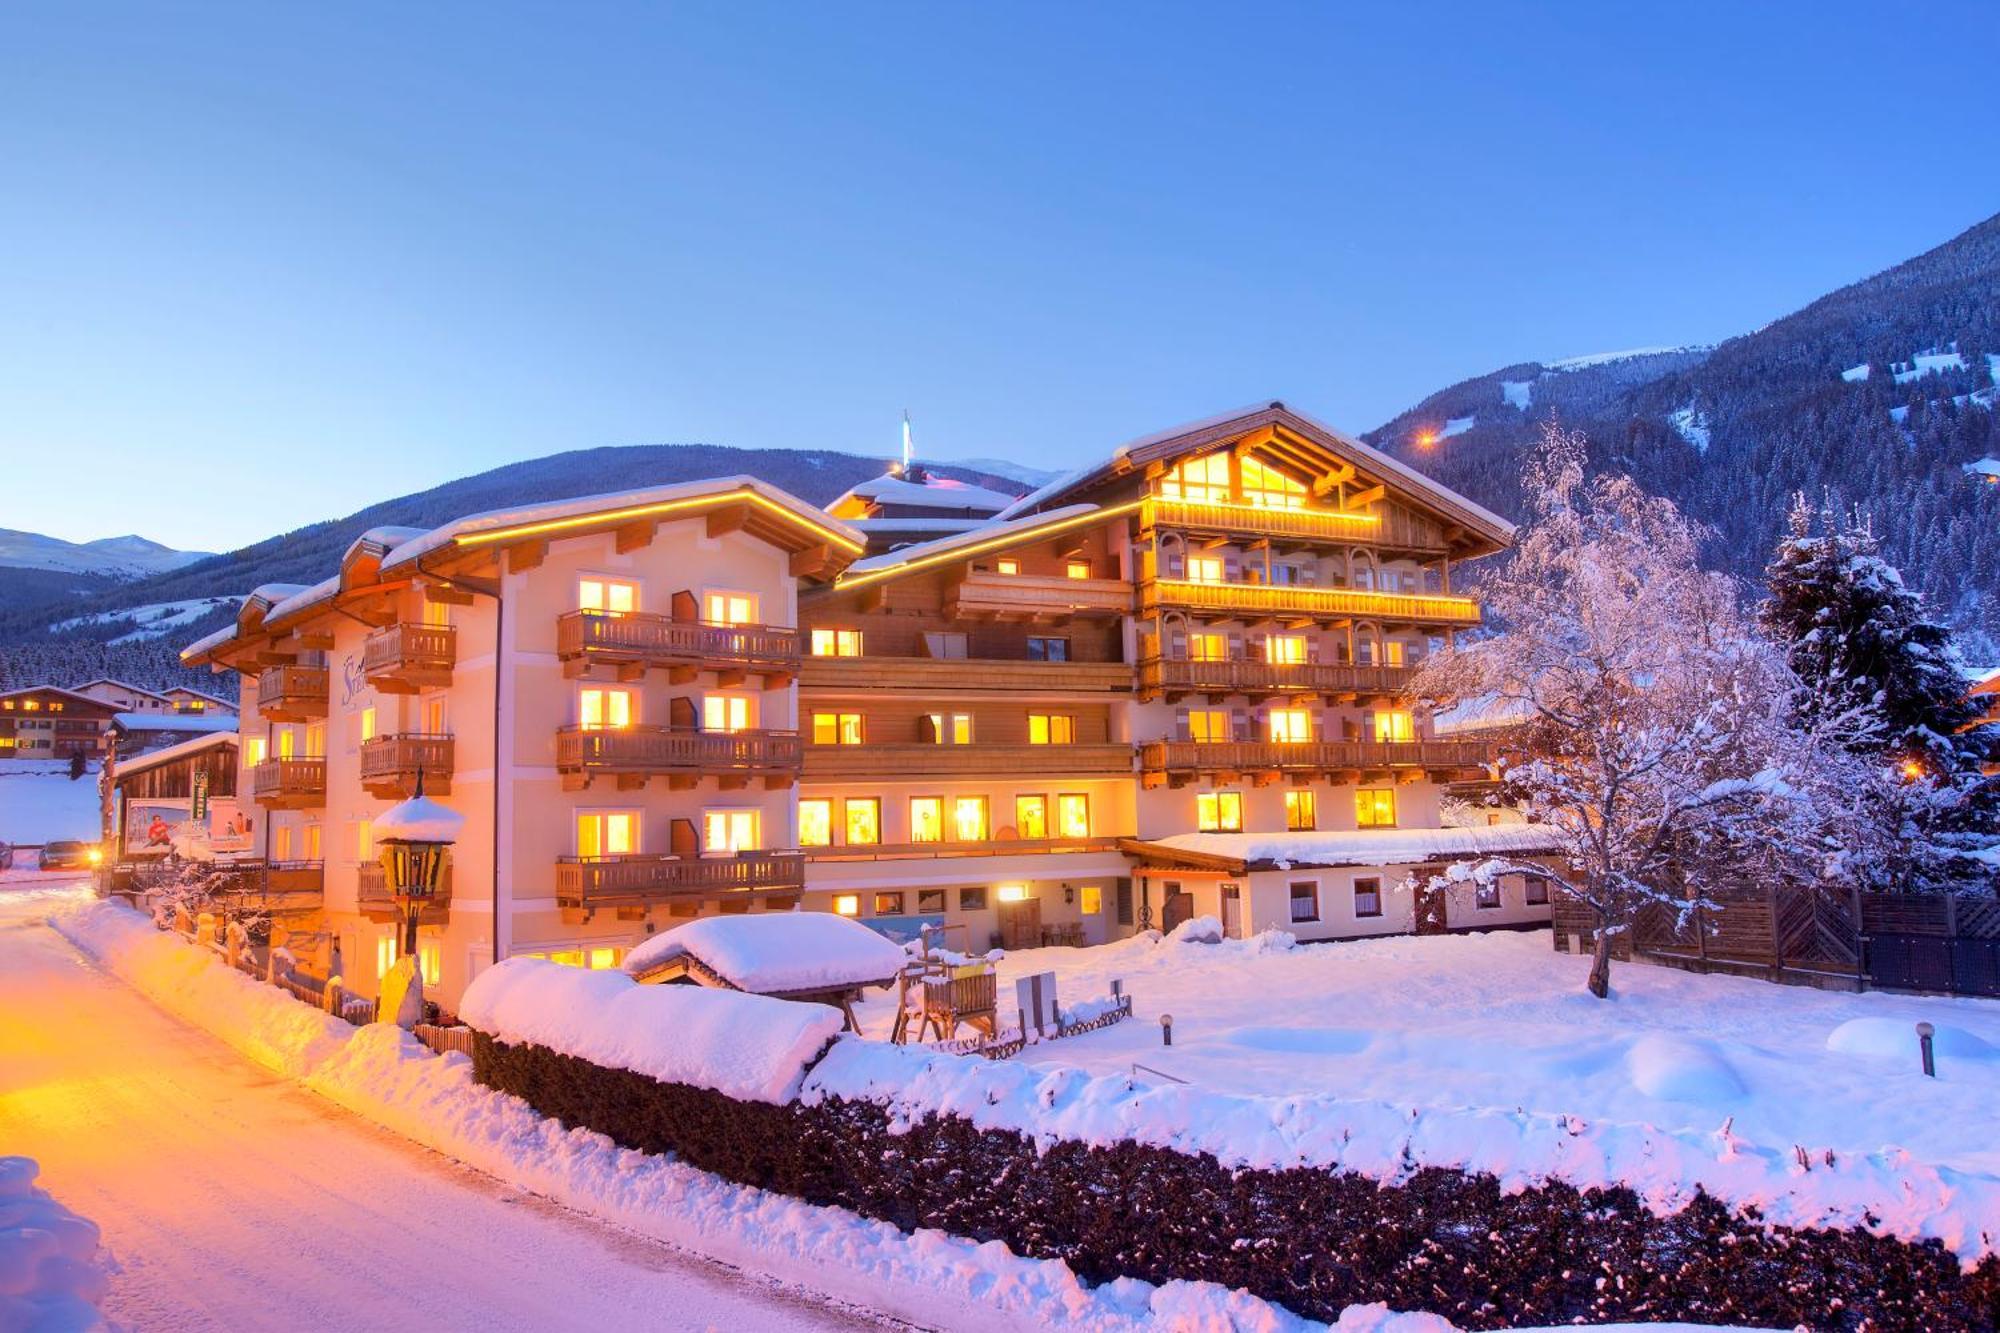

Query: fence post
[[1851, 887, 1866, 989], [325, 976, 344, 1017], [1764, 882, 1781, 980]]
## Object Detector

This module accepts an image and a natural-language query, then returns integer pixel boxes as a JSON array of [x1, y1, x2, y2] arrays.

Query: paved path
[[0, 879, 896, 1332]]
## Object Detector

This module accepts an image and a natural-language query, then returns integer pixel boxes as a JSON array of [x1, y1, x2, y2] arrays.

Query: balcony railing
[[250, 757, 326, 808], [947, 571, 1133, 621], [357, 861, 454, 925], [1139, 739, 1492, 775], [361, 623, 457, 694], [555, 726, 800, 781], [804, 836, 1120, 863], [556, 612, 801, 683], [255, 665, 329, 721], [1139, 657, 1414, 700], [799, 656, 1134, 694], [554, 849, 806, 912], [360, 732, 455, 798], [1142, 497, 1385, 546], [803, 742, 1133, 780], [1142, 579, 1481, 627]]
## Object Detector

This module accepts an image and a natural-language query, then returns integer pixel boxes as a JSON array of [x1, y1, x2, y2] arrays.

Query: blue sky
[[2, 3, 1993, 550]]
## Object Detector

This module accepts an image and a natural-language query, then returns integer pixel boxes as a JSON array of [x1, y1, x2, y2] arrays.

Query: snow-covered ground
[[47, 595, 237, 643], [0, 763, 102, 844]]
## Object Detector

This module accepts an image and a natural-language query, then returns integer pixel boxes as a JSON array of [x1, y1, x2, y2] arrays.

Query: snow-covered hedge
[[459, 957, 843, 1104], [0, 1158, 107, 1333]]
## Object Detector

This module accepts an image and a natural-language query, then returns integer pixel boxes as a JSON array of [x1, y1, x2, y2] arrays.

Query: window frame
[[1352, 875, 1384, 918], [1288, 879, 1321, 924], [1355, 788, 1397, 828], [843, 796, 881, 846], [1196, 790, 1243, 833], [797, 798, 833, 848], [908, 796, 945, 844]]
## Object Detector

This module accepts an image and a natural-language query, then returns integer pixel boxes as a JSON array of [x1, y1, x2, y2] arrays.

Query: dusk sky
[[3, 3, 1993, 551]]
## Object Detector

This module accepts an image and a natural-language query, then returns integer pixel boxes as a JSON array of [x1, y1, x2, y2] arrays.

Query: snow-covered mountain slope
[[941, 456, 1060, 489], [0, 529, 213, 578]]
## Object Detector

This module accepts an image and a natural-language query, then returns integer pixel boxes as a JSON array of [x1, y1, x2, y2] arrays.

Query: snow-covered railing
[[941, 992, 1134, 1060]]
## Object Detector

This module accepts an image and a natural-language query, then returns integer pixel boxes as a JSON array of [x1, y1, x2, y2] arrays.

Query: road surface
[[0, 876, 897, 1332]]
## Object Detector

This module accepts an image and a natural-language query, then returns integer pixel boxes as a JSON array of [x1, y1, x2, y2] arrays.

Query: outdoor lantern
[[374, 770, 465, 957]]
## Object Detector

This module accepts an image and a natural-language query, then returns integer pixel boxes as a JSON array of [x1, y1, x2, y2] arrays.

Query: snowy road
[[0, 880, 895, 1332]]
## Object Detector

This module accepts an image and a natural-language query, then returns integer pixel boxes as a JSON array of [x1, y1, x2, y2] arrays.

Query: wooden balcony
[[803, 742, 1133, 780], [360, 733, 455, 799], [1139, 657, 1415, 701], [1139, 738, 1491, 784], [799, 656, 1133, 695], [255, 665, 328, 722], [1142, 497, 1388, 547], [805, 836, 1120, 863], [250, 758, 326, 809], [361, 623, 456, 694], [946, 571, 1133, 622], [554, 849, 806, 914], [556, 611, 800, 686], [210, 860, 324, 916], [356, 862, 453, 925], [1141, 579, 1481, 628], [555, 726, 800, 790]]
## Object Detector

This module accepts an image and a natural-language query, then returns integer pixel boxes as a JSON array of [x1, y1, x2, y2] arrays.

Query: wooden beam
[[789, 543, 832, 577], [425, 583, 475, 607], [1312, 462, 1356, 497], [1343, 483, 1386, 510], [615, 519, 657, 554], [706, 505, 749, 538], [507, 539, 549, 573]]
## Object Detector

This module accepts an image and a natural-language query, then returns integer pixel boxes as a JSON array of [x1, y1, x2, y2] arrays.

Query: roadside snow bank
[[460, 957, 840, 1104], [0, 1158, 107, 1333]]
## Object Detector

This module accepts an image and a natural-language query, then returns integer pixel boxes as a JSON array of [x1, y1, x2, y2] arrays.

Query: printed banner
[[125, 800, 192, 855], [207, 799, 255, 855]]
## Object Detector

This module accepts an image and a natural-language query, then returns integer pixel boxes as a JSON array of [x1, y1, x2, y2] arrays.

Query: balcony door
[[578, 686, 633, 730], [702, 809, 759, 855], [578, 577, 638, 616], [576, 811, 639, 860]]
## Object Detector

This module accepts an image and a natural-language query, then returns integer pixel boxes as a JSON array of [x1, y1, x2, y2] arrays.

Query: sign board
[[125, 799, 191, 855], [206, 799, 255, 855], [1015, 971, 1060, 1035]]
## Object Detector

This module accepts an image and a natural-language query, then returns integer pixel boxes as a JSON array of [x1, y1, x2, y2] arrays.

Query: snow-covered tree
[[1414, 425, 1870, 998], [1761, 495, 2000, 892], [138, 856, 269, 942]]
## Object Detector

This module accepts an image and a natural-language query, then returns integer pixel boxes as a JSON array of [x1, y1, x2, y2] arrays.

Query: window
[[810, 628, 863, 657], [833, 894, 860, 917], [1180, 632, 1224, 664], [1524, 875, 1551, 906], [376, 934, 397, 982], [1265, 634, 1307, 665], [1268, 708, 1313, 743], [1355, 789, 1397, 828], [578, 577, 637, 615], [910, 797, 944, 843], [422, 696, 447, 734], [704, 591, 757, 625], [1056, 793, 1090, 839], [703, 694, 754, 733], [798, 799, 833, 847], [421, 596, 452, 628], [703, 809, 760, 854], [358, 706, 377, 743], [419, 938, 444, 986], [994, 558, 1020, 575], [245, 736, 267, 766], [953, 796, 989, 841], [356, 817, 374, 863], [1160, 452, 1230, 503], [1476, 880, 1501, 910], [1065, 559, 1092, 580], [1028, 713, 1075, 745], [1081, 884, 1103, 915], [923, 631, 969, 659], [1196, 790, 1243, 832], [304, 823, 322, 860], [1289, 880, 1320, 923], [1026, 636, 1069, 662], [996, 884, 1030, 903], [274, 824, 293, 861], [1384, 640, 1407, 667], [844, 797, 880, 845], [576, 811, 638, 858], [304, 723, 326, 757], [1188, 709, 1231, 743], [1285, 789, 1317, 831], [1374, 711, 1415, 743], [926, 712, 972, 744], [1015, 794, 1048, 840], [1240, 456, 1308, 509], [874, 892, 905, 916], [812, 712, 864, 745], [1186, 554, 1225, 584], [918, 889, 946, 913], [578, 686, 633, 730], [1353, 877, 1383, 918], [959, 886, 988, 911]]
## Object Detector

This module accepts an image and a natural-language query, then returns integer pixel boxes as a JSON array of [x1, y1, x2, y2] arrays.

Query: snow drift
[[0, 1157, 107, 1333]]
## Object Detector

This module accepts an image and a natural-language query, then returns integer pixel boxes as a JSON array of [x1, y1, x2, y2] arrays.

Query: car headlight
[[86, 847, 103, 866]]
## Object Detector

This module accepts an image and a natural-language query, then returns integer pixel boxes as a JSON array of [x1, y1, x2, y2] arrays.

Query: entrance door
[[1220, 883, 1243, 939], [1161, 889, 1195, 936]]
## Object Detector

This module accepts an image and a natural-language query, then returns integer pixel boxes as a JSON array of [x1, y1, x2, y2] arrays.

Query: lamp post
[[374, 770, 464, 962]]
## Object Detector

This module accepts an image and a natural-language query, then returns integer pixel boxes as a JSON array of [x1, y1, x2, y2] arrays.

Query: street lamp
[[374, 770, 464, 961]]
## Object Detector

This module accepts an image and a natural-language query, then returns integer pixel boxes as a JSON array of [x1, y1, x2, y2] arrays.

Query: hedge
[[471, 1032, 2000, 1330]]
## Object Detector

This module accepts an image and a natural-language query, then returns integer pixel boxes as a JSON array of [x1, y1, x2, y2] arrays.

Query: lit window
[[1353, 877, 1383, 918], [1065, 560, 1091, 580], [810, 628, 863, 657], [703, 809, 759, 854], [1159, 452, 1230, 503], [703, 694, 753, 733], [1027, 713, 1075, 745], [1356, 789, 1397, 828], [1187, 709, 1231, 743], [1056, 793, 1090, 839], [1188, 632, 1228, 662], [304, 824, 323, 860], [1288, 880, 1320, 923], [274, 825, 293, 861], [576, 811, 638, 858], [245, 736, 268, 766], [926, 712, 972, 744], [1196, 791, 1242, 832], [909, 797, 944, 843], [1374, 711, 1415, 743], [874, 892, 905, 916], [305, 723, 326, 758], [1268, 708, 1313, 743], [1285, 789, 1317, 831], [798, 799, 833, 847], [1015, 794, 1048, 839], [1080, 884, 1102, 915], [996, 884, 1030, 903], [1265, 634, 1307, 665], [953, 796, 989, 842], [376, 934, 397, 981], [420, 939, 445, 984], [1384, 640, 1407, 667], [422, 696, 447, 734], [578, 578, 637, 615], [1240, 456, 1308, 510], [276, 728, 298, 759], [704, 591, 757, 625], [1186, 554, 1225, 584], [812, 712, 864, 745], [833, 894, 860, 917], [579, 687, 633, 730], [422, 597, 452, 628], [994, 558, 1020, 575], [359, 706, 377, 744], [844, 797, 880, 845], [356, 818, 374, 861], [587, 947, 622, 970]]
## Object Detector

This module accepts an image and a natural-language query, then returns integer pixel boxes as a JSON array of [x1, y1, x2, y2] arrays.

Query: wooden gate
[[1161, 891, 1196, 936]]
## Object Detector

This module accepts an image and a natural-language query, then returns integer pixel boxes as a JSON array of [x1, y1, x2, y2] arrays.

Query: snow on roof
[[246, 582, 312, 607], [111, 729, 236, 780], [111, 712, 239, 734], [459, 957, 843, 1104], [264, 575, 342, 625], [72, 677, 168, 700], [850, 517, 992, 535], [340, 524, 428, 566], [0, 684, 117, 709], [372, 794, 466, 844], [623, 912, 907, 993], [161, 685, 237, 708], [1139, 824, 1565, 870], [836, 474, 1019, 513], [179, 623, 239, 662], [1432, 692, 1535, 736], [843, 504, 1102, 576]]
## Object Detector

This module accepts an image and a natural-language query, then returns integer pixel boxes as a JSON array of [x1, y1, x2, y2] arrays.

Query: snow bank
[[49, 897, 1378, 1331], [0, 1158, 107, 1333], [460, 958, 841, 1104], [1827, 1016, 1997, 1063], [623, 911, 906, 993]]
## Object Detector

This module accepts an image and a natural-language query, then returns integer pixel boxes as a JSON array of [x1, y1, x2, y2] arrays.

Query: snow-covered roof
[[1961, 458, 2000, 480], [265, 576, 341, 625], [1432, 692, 1535, 736], [1129, 824, 1566, 871], [111, 729, 236, 780], [71, 677, 169, 700], [850, 517, 992, 536], [160, 685, 237, 709], [340, 524, 428, 567], [110, 712, 239, 734], [624, 912, 906, 993], [373, 793, 467, 844], [0, 684, 119, 709], [831, 474, 1019, 514], [841, 504, 1103, 578]]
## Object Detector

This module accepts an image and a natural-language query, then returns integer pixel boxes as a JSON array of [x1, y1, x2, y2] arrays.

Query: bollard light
[[1160, 1013, 1174, 1047], [1917, 1021, 1936, 1078]]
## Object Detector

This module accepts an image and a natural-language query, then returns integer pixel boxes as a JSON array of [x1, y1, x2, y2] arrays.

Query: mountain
[[0, 442, 1025, 695], [0, 529, 213, 578], [1367, 211, 2000, 655], [942, 457, 1060, 489]]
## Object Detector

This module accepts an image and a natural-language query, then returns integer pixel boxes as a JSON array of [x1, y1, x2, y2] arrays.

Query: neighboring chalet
[[0, 686, 121, 761], [74, 678, 175, 713]]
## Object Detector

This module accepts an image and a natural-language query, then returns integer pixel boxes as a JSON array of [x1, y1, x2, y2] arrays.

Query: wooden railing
[[555, 611, 801, 677], [805, 836, 1120, 862], [799, 656, 1133, 694], [249, 758, 326, 806], [360, 733, 455, 797], [1139, 657, 1414, 699], [947, 571, 1133, 620], [555, 726, 800, 776], [357, 861, 454, 923], [1139, 739, 1491, 774], [255, 665, 328, 721], [1143, 497, 1389, 546], [361, 623, 457, 692], [554, 849, 806, 910], [1142, 579, 1481, 626], [803, 742, 1134, 779], [263, 860, 326, 894]]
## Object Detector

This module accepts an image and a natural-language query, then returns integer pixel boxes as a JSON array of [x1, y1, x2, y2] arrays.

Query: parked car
[[40, 841, 102, 872]]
